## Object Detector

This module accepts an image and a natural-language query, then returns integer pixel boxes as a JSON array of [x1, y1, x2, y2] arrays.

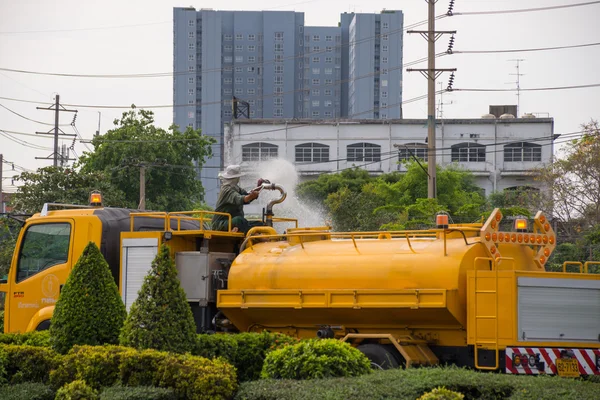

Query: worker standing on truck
[[212, 165, 263, 234]]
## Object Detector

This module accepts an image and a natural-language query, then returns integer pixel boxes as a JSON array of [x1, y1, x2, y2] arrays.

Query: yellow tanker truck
[[1, 186, 599, 377]]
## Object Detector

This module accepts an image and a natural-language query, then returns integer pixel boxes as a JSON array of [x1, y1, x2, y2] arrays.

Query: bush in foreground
[[1, 344, 61, 384], [99, 385, 177, 400], [50, 242, 126, 354], [0, 331, 51, 347], [237, 366, 600, 400], [55, 380, 99, 400], [120, 244, 196, 354], [417, 386, 464, 400], [261, 339, 371, 380], [0, 382, 55, 400], [194, 331, 299, 382]]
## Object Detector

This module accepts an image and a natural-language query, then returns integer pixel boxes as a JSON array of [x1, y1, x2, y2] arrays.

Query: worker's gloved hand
[[245, 190, 259, 203], [257, 178, 270, 186]]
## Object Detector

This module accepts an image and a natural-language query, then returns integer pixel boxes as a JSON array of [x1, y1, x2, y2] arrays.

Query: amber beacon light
[[436, 213, 449, 229], [89, 191, 103, 207]]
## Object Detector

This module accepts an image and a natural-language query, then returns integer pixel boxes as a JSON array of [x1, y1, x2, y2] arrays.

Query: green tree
[[10, 166, 128, 213], [120, 244, 197, 353], [50, 242, 126, 354], [78, 108, 215, 211], [0, 217, 20, 279], [296, 168, 379, 206]]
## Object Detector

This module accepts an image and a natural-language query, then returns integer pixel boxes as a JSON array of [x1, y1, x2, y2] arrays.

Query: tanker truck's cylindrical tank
[[218, 232, 539, 340]]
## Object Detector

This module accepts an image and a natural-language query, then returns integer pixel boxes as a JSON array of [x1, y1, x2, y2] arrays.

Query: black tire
[[36, 320, 51, 331], [357, 344, 400, 370]]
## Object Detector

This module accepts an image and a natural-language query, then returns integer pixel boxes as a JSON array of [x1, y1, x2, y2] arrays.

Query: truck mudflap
[[506, 347, 600, 376]]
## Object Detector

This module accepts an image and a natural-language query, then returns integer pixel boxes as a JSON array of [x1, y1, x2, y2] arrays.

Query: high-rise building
[[173, 8, 404, 206]]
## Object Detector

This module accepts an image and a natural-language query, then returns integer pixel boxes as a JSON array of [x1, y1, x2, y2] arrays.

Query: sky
[[0, 0, 599, 193]]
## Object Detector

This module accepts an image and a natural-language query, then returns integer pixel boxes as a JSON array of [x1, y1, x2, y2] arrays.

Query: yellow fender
[[25, 305, 55, 332]]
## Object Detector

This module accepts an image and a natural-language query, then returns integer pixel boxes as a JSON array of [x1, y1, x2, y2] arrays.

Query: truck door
[[7, 220, 73, 333]]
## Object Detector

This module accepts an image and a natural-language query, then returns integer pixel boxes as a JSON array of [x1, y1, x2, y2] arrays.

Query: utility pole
[[139, 164, 146, 210], [36, 94, 77, 166], [508, 59, 525, 117], [407, 0, 456, 199]]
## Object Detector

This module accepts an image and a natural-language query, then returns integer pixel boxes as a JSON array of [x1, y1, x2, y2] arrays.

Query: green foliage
[[0, 346, 8, 385], [0, 218, 18, 280], [193, 331, 300, 382], [0, 382, 55, 400], [0, 331, 51, 347], [0, 344, 61, 384], [50, 344, 237, 400], [296, 168, 377, 206], [10, 166, 128, 214], [261, 339, 371, 380], [55, 380, 99, 400], [0, 310, 3, 334], [417, 386, 465, 400], [120, 244, 196, 354], [237, 366, 600, 400], [77, 108, 215, 211], [50, 242, 126, 354], [99, 385, 176, 400]]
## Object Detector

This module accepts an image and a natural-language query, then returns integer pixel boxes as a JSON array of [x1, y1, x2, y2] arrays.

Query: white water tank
[[499, 113, 516, 119], [521, 113, 536, 119], [481, 114, 496, 119]]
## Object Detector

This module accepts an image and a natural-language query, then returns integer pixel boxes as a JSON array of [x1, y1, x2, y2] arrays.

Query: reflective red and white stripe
[[506, 347, 600, 375]]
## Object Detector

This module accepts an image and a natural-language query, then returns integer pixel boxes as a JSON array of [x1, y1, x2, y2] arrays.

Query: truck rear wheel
[[357, 344, 400, 370]]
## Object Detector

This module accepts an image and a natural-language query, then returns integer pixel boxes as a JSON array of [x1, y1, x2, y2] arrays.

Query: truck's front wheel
[[35, 320, 51, 331], [357, 344, 400, 370]]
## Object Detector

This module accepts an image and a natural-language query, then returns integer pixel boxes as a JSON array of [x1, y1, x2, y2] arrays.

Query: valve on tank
[[316, 326, 335, 339]]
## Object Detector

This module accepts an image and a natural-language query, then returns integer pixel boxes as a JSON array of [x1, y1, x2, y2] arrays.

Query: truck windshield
[[16, 223, 71, 283]]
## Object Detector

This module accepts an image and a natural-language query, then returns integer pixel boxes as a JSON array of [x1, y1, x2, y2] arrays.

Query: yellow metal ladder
[[473, 257, 499, 370]]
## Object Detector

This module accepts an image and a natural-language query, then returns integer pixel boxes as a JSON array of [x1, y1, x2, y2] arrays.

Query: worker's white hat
[[218, 165, 244, 179]]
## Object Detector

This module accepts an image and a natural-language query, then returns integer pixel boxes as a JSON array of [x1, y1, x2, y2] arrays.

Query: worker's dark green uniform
[[212, 184, 255, 233]]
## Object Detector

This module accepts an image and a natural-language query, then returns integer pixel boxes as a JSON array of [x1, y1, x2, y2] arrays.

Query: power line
[[0, 130, 53, 151], [0, 103, 69, 126], [453, 1, 600, 15], [453, 83, 600, 92], [453, 41, 600, 54]]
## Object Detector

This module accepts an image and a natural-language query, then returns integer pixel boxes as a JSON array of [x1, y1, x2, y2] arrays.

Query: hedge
[[50, 345, 237, 400], [0, 344, 61, 384], [0, 382, 55, 400], [194, 331, 299, 382], [55, 380, 99, 400], [99, 385, 177, 400], [0, 331, 51, 347], [236, 366, 600, 400], [261, 339, 371, 380]]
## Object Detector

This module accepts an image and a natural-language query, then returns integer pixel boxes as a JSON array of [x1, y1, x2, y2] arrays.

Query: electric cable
[[0, 103, 69, 126], [452, 1, 600, 16], [453, 41, 600, 54]]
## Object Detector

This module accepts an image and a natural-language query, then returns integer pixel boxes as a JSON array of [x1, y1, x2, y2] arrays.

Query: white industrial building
[[222, 110, 555, 214]]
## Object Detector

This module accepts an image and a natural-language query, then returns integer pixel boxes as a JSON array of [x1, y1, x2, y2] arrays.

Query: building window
[[235, 45, 243, 51], [325, 79, 333, 85], [188, 77, 194, 84], [248, 56, 256, 63], [383, 22, 389, 29], [312, 78, 320, 85], [274, 97, 283, 106], [247, 77, 255, 84], [504, 142, 542, 162], [234, 78, 242, 84], [325, 57, 333, 64], [312, 111, 320, 117], [224, 78, 232, 84], [325, 68, 333, 75], [188, 65, 195, 72], [224, 88, 232, 94], [325, 35, 332, 42], [295, 143, 329, 162], [224, 56, 233, 63], [325, 89, 332, 96], [224, 110, 232, 117], [250, 110, 255, 117], [312, 100, 320, 107], [224, 45, 232, 51], [274, 76, 283, 84], [382, 68, 388, 75], [188, 54, 195, 61], [188, 89, 194, 95], [235, 56, 243, 63], [347, 143, 381, 162], [275, 65, 284, 73], [242, 142, 279, 162], [398, 143, 428, 162], [248, 88, 255, 95], [274, 43, 283, 51], [382, 34, 388, 40], [326, 46, 333, 52], [248, 34, 255, 41], [312, 46, 320, 52], [188, 19, 195, 27], [324, 100, 332, 107], [274, 108, 283, 117], [248, 45, 255, 51], [224, 34, 232, 41], [382, 45, 388, 52], [381, 91, 388, 98], [236, 34, 243, 40], [275, 31, 284, 41], [324, 111, 332, 117], [381, 102, 387, 108], [312, 57, 319, 63], [235, 67, 243, 73], [451, 143, 486, 162], [188, 111, 194, 118], [235, 88, 243, 95], [312, 89, 320, 96], [275, 86, 283, 93], [312, 68, 320, 75], [188, 31, 195, 39], [313, 35, 320, 42], [382, 57, 388, 63], [335, 35, 341, 43]]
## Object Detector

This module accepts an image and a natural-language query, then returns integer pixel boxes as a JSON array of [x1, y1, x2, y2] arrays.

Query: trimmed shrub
[[261, 339, 371, 380], [50, 345, 135, 390], [118, 348, 171, 387], [50, 242, 126, 354], [0, 310, 4, 333], [0, 331, 51, 347], [157, 354, 237, 400], [55, 380, 99, 400], [0, 382, 55, 400], [194, 331, 300, 382], [1, 344, 61, 384], [99, 385, 176, 400], [0, 346, 7, 385], [418, 386, 465, 400], [120, 244, 196, 354]]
